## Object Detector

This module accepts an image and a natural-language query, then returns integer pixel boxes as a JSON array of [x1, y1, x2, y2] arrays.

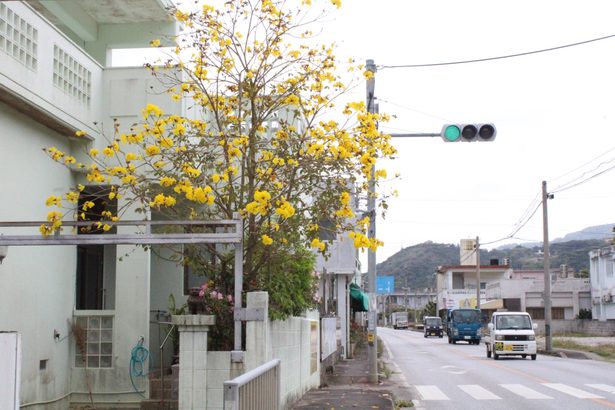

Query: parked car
[[484, 311, 537, 360], [423, 316, 443, 338]]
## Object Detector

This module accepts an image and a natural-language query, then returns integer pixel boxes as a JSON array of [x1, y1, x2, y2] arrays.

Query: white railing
[[223, 359, 281, 410]]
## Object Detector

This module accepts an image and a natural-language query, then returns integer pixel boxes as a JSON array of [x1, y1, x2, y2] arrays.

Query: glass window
[[74, 315, 113, 368]]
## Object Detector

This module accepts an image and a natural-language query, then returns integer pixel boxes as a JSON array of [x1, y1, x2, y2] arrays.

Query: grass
[[395, 399, 414, 408], [552, 339, 615, 361]]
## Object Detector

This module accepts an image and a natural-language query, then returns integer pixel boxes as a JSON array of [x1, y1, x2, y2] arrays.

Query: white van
[[485, 311, 537, 360]]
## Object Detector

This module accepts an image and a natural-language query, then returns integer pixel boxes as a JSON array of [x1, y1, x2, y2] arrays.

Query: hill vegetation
[[376, 238, 611, 291]]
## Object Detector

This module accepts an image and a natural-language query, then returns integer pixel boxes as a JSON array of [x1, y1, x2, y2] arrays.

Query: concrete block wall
[[205, 352, 231, 410], [534, 319, 615, 336]]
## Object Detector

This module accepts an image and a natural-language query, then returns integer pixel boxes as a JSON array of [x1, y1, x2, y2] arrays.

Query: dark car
[[423, 316, 443, 338]]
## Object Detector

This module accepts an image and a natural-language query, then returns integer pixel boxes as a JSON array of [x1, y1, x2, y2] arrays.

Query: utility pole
[[365, 59, 378, 384], [476, 236, 481, 310], [542, 181, 553, 352]]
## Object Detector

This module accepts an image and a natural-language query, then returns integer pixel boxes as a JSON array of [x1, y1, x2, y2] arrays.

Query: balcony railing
[[0, 2, 103, 134]]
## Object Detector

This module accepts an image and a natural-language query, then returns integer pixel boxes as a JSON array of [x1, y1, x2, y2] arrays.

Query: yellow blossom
[[65, 192, 79, 203], [122, 175, 137, 185], [160, 177, 176, 187], [275, 201, 295, 219], [142, 103, 163, 118], [89, 148, 99, 157], [46, 195, 62, 207], [261, 234, 273, 246], [150, 39, 161, 47], [75, 130, 87, 137], [146, 145, 161, 156], [311, 238, 326, 251]]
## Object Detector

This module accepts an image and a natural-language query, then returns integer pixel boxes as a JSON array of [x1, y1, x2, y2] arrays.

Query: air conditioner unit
[[602, 291, 613, 303]]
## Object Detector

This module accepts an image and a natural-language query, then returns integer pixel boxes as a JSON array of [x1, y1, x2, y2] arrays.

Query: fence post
[[172, 315, 215, 410], [246, 291, 270, 371]]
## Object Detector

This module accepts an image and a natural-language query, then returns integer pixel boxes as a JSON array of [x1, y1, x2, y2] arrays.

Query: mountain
[[497, 223, 614, 250], [376, 234, 613, 291]]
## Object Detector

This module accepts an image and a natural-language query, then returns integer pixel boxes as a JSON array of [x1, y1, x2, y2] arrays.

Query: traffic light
[[441, 124, 496, 142]]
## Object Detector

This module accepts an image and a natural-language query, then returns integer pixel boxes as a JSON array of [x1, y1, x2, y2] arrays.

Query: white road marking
[[415, 385, 450, 400], [586, 384, 615, 394], [459, 384, 501, 400], [542, 383, 604, 399], [500, 384, 553, 399]]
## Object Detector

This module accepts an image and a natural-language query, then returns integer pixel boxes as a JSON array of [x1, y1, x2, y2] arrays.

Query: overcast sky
[[117, 0, 615, 263], [319, 0, 615, 262]]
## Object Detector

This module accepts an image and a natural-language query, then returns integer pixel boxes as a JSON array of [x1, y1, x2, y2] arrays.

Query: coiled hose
[[130, 337, 149, 397]]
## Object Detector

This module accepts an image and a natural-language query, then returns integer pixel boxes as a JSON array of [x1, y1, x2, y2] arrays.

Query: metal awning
[[482, 299, 504, 310]]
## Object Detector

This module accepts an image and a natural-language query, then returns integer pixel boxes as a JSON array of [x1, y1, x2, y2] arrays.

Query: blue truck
[[446, 308, 482, 345]]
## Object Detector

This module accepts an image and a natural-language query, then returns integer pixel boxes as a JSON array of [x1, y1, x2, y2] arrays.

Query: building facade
[[590, 245, 615, 321], [0, 1, 179, 408]]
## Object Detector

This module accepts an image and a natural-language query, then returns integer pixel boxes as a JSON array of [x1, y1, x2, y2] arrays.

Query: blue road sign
[[376, 275, 394, 294]]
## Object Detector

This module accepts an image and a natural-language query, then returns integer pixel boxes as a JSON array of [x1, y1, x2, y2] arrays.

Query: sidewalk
[[291, 343, 396, 409]]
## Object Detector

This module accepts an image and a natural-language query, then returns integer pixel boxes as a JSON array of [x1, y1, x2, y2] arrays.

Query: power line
[[378, 98, 453, 123], [551, 162, 615, 194], [549, 144, 615, 183], [378, 33, 615, 69]]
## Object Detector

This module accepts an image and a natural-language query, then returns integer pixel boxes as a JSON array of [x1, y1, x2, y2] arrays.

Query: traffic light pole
[[363, 58, 496, 383], [366, 59, 378, 384]]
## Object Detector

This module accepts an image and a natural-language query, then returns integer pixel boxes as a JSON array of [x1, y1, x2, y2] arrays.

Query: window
[[526, 308, 563, 320], [74, 315, 113, 368], [76, 245, 104, 310], [53, 45, 91, 105], [526, 308, 543, 320], [0, 4, 38, 70], [76, 187, 117, 310], [452, 273, 464, 289], [182, 225, 217, 295]]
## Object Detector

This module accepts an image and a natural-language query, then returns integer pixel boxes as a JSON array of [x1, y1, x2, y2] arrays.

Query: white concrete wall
[[590, 246, 615, 321], [0, 101, 76, 409], [209, 292, 320, 410], [205, 352, 232, 410]]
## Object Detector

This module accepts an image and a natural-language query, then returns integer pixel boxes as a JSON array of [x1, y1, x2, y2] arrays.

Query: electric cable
[[378, 33, 615, 69]]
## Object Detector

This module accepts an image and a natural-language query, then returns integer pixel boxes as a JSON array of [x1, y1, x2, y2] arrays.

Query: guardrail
[[223, 359, 280, 410]]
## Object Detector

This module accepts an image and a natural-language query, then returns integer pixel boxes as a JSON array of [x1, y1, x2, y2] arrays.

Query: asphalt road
[[378, 327, 615, 410]]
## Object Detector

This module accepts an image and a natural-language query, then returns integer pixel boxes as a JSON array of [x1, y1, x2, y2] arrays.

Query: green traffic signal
[[441, 124, 496, 142], [442, 125, 461, 142]]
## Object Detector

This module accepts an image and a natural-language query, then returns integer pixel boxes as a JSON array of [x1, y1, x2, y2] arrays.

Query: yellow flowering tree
[[41, 0, 396, 319]]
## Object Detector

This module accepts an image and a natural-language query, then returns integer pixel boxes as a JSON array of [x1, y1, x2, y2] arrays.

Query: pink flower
[[198, 283, 208, 297], [210, 290, 218, 299], [217, 293, 224, 300], [227, 294, 233, 303]]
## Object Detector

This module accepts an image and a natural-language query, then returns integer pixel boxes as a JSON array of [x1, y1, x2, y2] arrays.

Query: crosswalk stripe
[[500, 384, 553, 399], [543, 383, 604, 399], [586, 384, 615, 394], [459, 384, 501, 400], [415, 385, 450, 401]]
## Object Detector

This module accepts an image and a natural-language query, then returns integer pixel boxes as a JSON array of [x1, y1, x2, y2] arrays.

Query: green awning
[[349, 283, 369, 312]]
